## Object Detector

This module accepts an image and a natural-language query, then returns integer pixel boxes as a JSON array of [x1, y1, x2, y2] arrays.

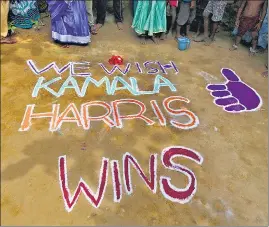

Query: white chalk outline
[[111, 99, 155, 129], [110, 160, 122, 203], [163, 96, 200, 130], [150, 100, 167, 126], [55, 103, 83, 131], [27, 60, 71, 76], [123, 152, 158, 195], [159, 146, 204, 204], [18, 104, 60, 132], [98, 63, 131, 76], [81, 101, 115, 130], [207, 68, 263, 113], [58, 155, 109, 212]]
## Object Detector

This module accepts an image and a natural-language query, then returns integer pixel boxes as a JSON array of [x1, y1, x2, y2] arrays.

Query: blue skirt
[[47, 0, 90, 45]]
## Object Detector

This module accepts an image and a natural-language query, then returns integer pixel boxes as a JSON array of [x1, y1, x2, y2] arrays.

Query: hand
[[190, 1, 196, 8], [206, 68, 262, 113], [235, 19, 240, 28], [255, 22, 262, 31]]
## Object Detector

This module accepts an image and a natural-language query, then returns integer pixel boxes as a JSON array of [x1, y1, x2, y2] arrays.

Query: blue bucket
[[178, 37, 191, 51]]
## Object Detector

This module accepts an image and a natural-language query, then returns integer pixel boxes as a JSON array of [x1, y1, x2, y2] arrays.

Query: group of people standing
[[1, 0, 268, 54], [0, 0, 124, 45]]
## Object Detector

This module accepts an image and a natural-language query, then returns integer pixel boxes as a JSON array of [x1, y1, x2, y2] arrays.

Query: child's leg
[[165, 15, 172, 36], [176, 25, 182, 39], [196, 20, 202, 36], [186, 24, 190, 37], [251, 31, 258, 50], [171, 6, 177, 34], [186, 8, 196, 37], [151, 35, 159, 44]]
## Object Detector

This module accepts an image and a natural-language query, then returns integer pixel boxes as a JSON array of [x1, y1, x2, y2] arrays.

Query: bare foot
[[204, 37, 214, 46], [194, 35, 208, 42], [34, 25, 41, 31], [41, 12, 50, 18], [0, 37, 17, 44], [160, 32, 166, 40], [61, 44, 70, 48], [175, 35, 182, 42], [140, 36, 146, 45], [91, 25, 97, 35], [38, 18, 45, 26], [229, 44, 238, 51], [209, 34, 216, 41], [94, 23, 103, 34], [261, 70, 268, 77], [151, 36, 159, 44], [192, 33, 200, 39], [116, 22, 123, 30], [249, 47, 257, 56]]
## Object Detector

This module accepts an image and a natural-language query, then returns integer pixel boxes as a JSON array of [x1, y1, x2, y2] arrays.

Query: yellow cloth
[[1, 0, 9, 38]]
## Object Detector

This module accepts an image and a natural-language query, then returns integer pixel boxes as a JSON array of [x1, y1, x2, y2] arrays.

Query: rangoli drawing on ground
[[207, 68, 263, 113], [18, 60, 263, 212]]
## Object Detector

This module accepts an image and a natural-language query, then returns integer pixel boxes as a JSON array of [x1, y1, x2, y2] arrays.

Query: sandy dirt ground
[[1, 9, 268, 226]]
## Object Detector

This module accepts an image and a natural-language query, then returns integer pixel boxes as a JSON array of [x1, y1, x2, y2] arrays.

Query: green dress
[[132, 0, 166, 36]]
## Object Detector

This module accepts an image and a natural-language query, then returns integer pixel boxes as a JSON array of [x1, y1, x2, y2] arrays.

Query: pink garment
[[169, 0, 178, 7]]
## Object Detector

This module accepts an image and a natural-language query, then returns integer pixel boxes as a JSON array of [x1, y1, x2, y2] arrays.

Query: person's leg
[[1, 1, 16, 44], [161, 14, 172, 40], [230, 35, 242, 50], [176, 25, 182, 38], [171, 6, 177, 35], [151, 35, 159, 44], [194, 1, 212, 41], [230, 17, 249, 50], [203, 16, 210, 37], [86, 0, 94, 26], [140, 35, 147, 44], [113, 0, 123, 29], [262, 63, 268, 77], [1, 1, 9, 38], [209, 21, 218, 40], [96, 0, 107, 30], [86, 0, 96, 34], [193, 16, 202, 38], [207, 1, 227, 44], [250, 31, 259, 54], [166, 15, 172, 34], [186, 8, 196, 37], [176, 2, 190, 39]]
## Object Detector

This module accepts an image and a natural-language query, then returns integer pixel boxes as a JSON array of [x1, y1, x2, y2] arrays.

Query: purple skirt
[[47, 0, 90, 44]]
